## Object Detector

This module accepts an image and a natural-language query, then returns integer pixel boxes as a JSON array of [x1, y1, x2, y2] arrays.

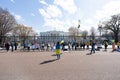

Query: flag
[[78, 25, 80, 28], [78, 20, 80, 28]]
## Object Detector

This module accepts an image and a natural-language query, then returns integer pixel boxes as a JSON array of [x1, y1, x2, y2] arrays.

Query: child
[[55, 42, 61, 59], [104, 41, 108, 51], [112, 41, 116, 52], [90, 41, 95, 54]]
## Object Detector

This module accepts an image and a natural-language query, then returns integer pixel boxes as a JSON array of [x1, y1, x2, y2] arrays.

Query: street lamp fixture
[[98, 22, 102, 44]]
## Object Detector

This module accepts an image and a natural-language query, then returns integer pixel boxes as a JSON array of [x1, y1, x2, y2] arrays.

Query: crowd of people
[[1, 40, 120, 60], [3, 42, 18, 52], [1, 40, 120, 53]]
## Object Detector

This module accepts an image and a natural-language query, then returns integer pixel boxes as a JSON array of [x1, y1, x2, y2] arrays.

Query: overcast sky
[[0, 0, 120, 33]]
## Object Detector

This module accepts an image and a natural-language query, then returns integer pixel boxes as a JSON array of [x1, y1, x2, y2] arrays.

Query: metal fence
[[0, 35, 116, 44]]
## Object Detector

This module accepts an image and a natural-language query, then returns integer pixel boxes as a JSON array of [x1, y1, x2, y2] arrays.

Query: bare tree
[[82, 30, 88, 39], [103, 14, 120, 43], [12, 24, 34, 42], [0, 7, 16, 44], [68, 27, 79, 36], [12, 24, 34, 36], [68, 26, 80, 41]]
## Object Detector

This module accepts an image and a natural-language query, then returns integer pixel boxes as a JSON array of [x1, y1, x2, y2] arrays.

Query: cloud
[[10, 0, 15, 3], [54, 0, 77, 14], [12, 13, 24, 22], [94, 0, 120, 21], [14, 14, 22, 20], [79, 0, 120, 32], [39, 5, 62, 18], [39, 9, 51, 18], [39, 0, 79, 31], [77, 19, 95, 32], [43, 18, 81, 32], [39, 0, 48, 5], [31, 13, 35, 16], [44, 18, 64, 28]]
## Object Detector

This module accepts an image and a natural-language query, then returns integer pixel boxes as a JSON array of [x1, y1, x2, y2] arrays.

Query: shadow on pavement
[[40, 59, 58, 65], [86, 53, 95, 55], [51, 54, 57, 56], [51, 53, 63, 56], [86, 53, 91, 55], [0, 50, 6, 53]]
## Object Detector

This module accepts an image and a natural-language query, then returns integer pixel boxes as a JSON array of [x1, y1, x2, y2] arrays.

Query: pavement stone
[[0, 49, 120, 80]]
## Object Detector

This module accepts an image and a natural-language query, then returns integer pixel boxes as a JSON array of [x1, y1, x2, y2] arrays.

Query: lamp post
[[34, 33, 36, 43], [98, 23, 102, 43], [98, 21, 102, 37], [98, 26, 102, 37], [77, 20, 80, 41], [116, 20, 120, 42]]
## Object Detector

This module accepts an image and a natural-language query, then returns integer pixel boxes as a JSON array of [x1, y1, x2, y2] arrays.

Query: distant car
[[64, 45, 69, 51], [95, 43, 102, 51], [0, 47, 2, 50], [0, 47, 4, 50], [97, 43, 102, 49]]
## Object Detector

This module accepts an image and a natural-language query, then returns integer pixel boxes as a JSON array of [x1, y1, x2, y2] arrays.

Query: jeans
[[91, 47, 95, 53], [56, 54, 60, 59]]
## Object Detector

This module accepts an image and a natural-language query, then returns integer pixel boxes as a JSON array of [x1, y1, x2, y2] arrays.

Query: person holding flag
[[55, 41, 61, 59]]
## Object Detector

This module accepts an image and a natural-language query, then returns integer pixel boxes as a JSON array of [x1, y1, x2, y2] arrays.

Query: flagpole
[[77, 20, 80, 41]]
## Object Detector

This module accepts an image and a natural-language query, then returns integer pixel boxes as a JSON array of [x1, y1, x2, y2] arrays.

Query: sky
[[0, 0, 120, 33]]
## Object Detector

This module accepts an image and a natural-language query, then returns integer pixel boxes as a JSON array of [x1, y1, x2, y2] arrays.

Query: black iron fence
[[0, 35, 117, 45]]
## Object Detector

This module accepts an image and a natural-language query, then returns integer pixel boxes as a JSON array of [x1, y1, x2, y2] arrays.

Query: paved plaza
[[0, 49, 120, 80]]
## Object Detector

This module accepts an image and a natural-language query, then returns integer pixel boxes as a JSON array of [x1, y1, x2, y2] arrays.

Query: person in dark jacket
[[90, 41, 96, 54], [14, 42, 18, 50], [5, 42, 10, 52], [104, 41, 108, 51]]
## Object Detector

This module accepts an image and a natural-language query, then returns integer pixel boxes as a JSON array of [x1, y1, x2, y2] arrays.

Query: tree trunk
[[0, 36, 2, 45], [114, 33, 118, 43]]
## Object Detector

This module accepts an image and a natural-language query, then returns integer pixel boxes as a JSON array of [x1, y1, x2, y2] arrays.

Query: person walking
[[11, 42, 14, 52], [55, 42, 61, 59], [27, 43, 31, 51], [5, 42, 10, 52], [90, 41, 95, 54], [14, 42, 18, 50]]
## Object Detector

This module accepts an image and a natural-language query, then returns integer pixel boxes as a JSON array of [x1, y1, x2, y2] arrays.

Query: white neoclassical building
[[39, 30, 69, 43]]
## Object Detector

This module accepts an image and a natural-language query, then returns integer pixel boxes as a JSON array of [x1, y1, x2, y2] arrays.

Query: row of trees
[[68, 14, 120, 43], [0, 7, 16, 44], [68, 26, 96, 40], [0, 7, 34, 44], [0, 7, 120, 44], [103, 14, 120, 43]]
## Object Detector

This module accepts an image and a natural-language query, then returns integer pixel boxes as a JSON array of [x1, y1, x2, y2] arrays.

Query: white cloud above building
[[94, 0, 120, 21], [39, 0, 48, 5], [31, 13, 35, 16], [10, 0, 15, 3], [12, 13, 24, 22], [7, 0, 120, 32], [54, 0, 77, 14]]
